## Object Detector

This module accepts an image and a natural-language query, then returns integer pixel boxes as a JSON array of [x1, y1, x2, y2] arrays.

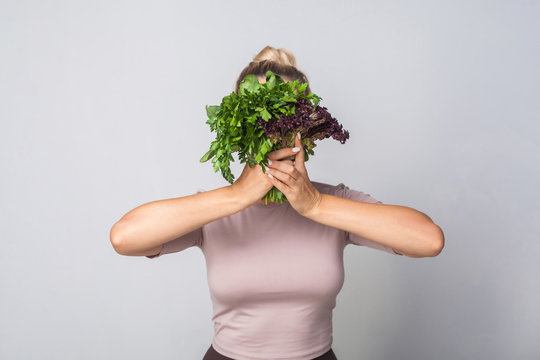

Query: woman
[[110, 46, 445, 360]]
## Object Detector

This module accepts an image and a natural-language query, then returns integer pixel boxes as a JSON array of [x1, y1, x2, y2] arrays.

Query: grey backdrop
[[1, 0, 538, 359]]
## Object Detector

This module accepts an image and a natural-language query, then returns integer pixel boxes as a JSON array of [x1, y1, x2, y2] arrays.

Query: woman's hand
[[265, 132, 322, 216], [230, 158, 275, 208]]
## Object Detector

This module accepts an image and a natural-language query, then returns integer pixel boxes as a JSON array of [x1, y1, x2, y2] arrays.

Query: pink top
[[147, 181, 398, 360]]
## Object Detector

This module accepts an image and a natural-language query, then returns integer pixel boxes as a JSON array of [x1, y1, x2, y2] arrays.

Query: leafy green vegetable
[[200, 70, 349, 204]]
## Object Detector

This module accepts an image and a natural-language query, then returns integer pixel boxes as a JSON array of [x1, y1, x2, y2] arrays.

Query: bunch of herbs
[[200, 70, 349, 204]]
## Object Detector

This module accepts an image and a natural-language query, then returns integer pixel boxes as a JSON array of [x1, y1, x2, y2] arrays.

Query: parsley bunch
[[200, 70, 349, 204]]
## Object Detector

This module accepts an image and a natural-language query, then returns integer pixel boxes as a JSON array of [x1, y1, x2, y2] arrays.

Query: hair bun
[[253, 45, 297, 67], [234, 46, 310, 94]]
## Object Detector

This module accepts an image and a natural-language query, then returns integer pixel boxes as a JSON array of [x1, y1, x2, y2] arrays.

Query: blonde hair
[[234, 46, 311, 94]]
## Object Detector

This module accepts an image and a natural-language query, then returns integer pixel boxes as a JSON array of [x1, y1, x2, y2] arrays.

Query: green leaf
[[200, 148, 216, 162], [260, 107, 271, 121], [206, 105, 220, 120], [282, 95, 296, 102], [265, 70, 283, 89], [238, 74, 261, 95]]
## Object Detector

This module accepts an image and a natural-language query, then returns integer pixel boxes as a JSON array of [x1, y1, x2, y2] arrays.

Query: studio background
[[1, 1, 538, 359]]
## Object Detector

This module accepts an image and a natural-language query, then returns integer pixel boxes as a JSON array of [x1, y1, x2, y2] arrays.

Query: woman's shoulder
[[310, 181, 347, 195], [313, 181, 381, 204]]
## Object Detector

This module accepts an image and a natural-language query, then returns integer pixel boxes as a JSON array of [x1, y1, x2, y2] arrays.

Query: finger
[[294, 132, 306, 171], [267, 166, 297, 186], [268, 146, 302, 161], [267, 160, 298, 181], [266, 170, 291, 195]]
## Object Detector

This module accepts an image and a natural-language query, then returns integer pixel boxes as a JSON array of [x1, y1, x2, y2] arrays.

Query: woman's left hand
[[266, 132, 322, 217]]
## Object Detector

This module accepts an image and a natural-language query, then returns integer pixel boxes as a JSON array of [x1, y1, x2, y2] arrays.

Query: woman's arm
[[304, 193, 444, 258], [109, 185, 244, 256], [110, 149, 279, 257]]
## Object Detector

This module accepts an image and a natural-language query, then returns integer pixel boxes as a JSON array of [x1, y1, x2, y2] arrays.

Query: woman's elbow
[[110, 221, 128, 255], [427, 224, 445, 257]]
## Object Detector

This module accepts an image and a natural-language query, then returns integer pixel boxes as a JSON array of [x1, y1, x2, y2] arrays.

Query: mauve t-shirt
[[147, 181, 398, 360]]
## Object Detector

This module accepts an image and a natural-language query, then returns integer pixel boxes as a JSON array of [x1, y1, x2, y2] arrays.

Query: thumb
[[294, 131, 306, 171]]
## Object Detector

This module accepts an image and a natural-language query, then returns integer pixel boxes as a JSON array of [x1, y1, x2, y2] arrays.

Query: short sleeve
[[334, 183, 399, 255], [145, 227, 202, 258], [146, 188, 206, 259]]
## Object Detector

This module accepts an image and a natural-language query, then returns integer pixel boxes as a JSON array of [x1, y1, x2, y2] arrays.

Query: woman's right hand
[[230, 158, 274, 207]]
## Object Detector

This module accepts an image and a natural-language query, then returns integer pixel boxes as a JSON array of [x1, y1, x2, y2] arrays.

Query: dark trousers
[[203, 344, 338, 360]]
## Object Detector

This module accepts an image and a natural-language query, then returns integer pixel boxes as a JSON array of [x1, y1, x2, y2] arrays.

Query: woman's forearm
[[110, 185, 244, 255], [304, 193, 444, 257]]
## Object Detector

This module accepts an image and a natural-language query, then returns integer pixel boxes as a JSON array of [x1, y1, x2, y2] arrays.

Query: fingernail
[[268, 159, 273, 165], [267, 173, 274, 179], [297, 132, 301, 140], [292, 147, 300, 152]]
